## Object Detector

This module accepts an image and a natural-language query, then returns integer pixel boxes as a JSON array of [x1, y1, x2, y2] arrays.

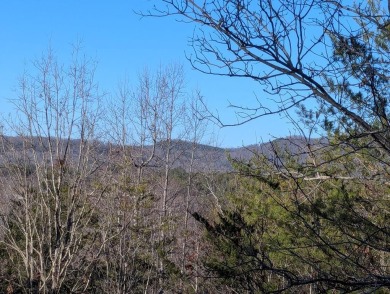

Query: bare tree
[[149, 1, 390, 153], [103, 64, 194, 293], [103, 69, 167, 293], [0, 46, 109, 293]]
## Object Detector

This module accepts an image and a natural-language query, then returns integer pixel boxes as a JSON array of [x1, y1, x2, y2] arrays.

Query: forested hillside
[[0, 123, 388, 293], [1, 0, 390, 293]]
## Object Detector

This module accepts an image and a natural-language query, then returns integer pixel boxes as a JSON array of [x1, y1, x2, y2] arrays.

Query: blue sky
[[0, 1, 295, 147]]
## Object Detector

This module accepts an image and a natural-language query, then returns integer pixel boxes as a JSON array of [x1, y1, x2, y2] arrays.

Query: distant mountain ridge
[[0, 135, 326, 172]]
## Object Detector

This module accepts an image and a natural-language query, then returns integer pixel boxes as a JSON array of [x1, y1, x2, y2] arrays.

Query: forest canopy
[[0, 1, 389, 293]]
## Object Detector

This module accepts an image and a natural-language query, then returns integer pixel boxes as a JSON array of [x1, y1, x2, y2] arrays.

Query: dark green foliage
[[192, 152, 390, 293]]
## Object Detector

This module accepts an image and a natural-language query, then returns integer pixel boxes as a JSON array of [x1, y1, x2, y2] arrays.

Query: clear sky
[[0, 1, 296, 147]]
